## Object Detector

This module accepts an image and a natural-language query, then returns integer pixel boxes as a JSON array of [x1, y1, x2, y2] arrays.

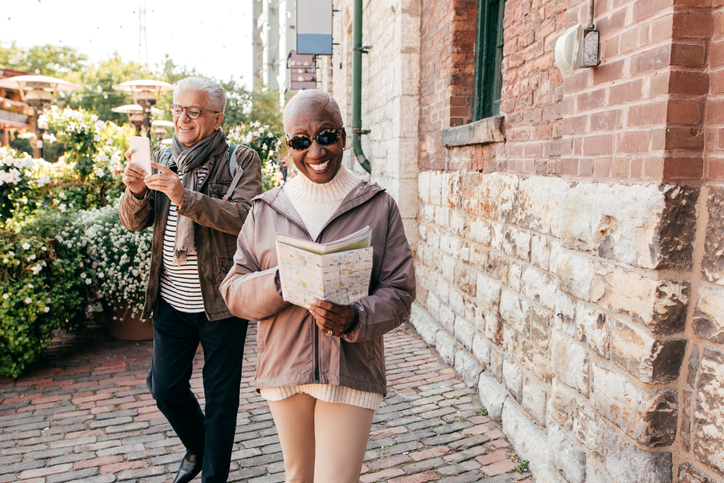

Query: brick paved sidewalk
[[0, 322, 533, 483]]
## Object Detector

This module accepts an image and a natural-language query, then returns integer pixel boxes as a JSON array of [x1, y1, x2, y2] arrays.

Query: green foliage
[[476, 407, 489, 416], [60, 202, 152, 318], [248, 87, 284, 132], [0, 147, 39, 222], [44, 106, 102, 176], [0, 42, 88, 78], [68, 55, 163, 124], [514, 460, 529, 473], [227, 122, 283, 191], [0, 212, 99, 378], [36, 108, 127, 212]]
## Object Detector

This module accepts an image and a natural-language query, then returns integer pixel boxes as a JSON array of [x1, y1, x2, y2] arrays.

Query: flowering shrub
[[227, 122, 284, 191], [27, 143, 125, 214], [0, 146, 39, 222], [43, 106, 103, 177], [0, 212, 98, 378], [61, 202, 152, 318]]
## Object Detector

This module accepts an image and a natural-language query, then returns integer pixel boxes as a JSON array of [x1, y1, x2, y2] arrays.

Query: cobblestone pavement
[[0, 322, 533, 483]]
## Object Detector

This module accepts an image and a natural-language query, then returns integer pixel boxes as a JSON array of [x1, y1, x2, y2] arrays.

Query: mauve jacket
[[119, 144, 263, 321], [220, 180, 416, 395]]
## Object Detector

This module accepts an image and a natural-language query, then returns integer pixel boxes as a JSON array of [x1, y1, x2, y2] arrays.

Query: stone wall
[[409, 0, 724, 482], [412, 172, 713, 482]]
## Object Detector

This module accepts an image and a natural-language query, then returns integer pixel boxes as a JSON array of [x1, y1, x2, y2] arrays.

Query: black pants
[[147, 298, 248, 483]]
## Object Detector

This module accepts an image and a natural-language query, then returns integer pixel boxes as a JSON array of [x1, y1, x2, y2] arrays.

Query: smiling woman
[[220, 90, 416, 483], [282, 90, 346, 184]]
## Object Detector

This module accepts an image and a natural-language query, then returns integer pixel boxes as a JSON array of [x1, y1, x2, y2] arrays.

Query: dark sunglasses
[[286, 128, 345, 151], [170, 105, 220, 119]]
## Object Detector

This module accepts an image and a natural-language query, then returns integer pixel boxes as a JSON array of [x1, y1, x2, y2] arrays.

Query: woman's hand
[[122, 149, 149, 199], [305, 299, 355, 337], [144, 161, 185, 207]]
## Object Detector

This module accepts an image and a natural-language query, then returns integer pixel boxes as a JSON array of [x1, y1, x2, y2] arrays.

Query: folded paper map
[[276, 226, 373, 306]]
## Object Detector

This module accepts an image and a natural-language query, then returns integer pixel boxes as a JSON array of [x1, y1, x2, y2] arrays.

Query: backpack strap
[[160, 146, 173, 167], [222, 142, 245, 202]]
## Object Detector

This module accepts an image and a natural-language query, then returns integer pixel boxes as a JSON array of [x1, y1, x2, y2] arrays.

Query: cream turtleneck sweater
[[282, 163, 361, 240], [259, 163, 383, 411]]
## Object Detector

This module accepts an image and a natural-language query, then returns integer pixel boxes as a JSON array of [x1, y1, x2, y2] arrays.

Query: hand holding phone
[[129, 136, 152, 176]]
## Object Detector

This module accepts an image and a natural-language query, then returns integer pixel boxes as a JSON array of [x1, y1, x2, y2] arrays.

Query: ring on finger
[[327, 329, 333, 336]]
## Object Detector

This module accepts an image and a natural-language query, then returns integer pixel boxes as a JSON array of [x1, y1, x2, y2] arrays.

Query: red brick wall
[[501, 0, 566, 177], [561, 0, 712, 182], [419, 0, 477, 170], [419, 0, 720, 184], [418, 0, 567, 175]]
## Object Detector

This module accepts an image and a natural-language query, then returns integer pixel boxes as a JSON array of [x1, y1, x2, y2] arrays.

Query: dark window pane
[[473, 0, 505, 121]]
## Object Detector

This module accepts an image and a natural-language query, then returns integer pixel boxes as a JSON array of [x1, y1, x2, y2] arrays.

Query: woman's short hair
[[283, 90, 343, 133], [174, 77, 226, 112]]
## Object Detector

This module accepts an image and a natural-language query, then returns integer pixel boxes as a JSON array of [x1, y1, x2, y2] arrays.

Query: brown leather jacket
[[220, 181, 416, 395], [119, 144, 263, 321]]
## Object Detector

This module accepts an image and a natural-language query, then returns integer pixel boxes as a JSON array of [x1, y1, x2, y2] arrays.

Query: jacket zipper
[[314, 319, 320, 383]]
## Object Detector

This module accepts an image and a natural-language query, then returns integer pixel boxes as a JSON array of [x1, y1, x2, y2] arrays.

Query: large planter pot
[[103, 304, 153, 341]]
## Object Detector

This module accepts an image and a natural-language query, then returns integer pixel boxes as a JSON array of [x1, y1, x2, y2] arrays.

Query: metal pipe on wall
[[352, 0, 371, 173]]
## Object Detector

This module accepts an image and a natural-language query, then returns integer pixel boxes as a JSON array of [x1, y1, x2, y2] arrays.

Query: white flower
[[22, 242, 31, 250], [80, 272, 87, 279], [59, 204, 67, 212], [85, 278, 92, 285], [28, 254, 36, 261], [27, 284, 33, 289], [2, 259, 7, 264], [2, 294, 8, 299], [46, 298, 51, 303], [24, 297, 32, 304], [44, 307, 50, 313], [30, 265, 43, 275], [35, 175, 51, 187]]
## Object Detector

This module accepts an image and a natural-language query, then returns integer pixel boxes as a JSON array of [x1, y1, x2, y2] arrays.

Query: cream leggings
[[267, 393, 375, 483]]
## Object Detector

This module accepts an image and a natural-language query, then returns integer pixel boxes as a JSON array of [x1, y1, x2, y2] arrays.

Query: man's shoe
[[173, 451, 202, 483]]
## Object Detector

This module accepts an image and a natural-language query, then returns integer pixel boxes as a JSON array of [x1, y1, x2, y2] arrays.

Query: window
[[472, 0, 505, 121]]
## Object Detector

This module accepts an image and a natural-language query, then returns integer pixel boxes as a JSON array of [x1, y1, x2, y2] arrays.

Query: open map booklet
[[275, 226, 373, 306]]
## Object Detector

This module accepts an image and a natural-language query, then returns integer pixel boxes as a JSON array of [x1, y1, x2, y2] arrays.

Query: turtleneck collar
[[284, 164, 362, 204]]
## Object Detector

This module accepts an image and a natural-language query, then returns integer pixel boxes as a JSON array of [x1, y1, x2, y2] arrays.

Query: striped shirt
[[159, 166, 208, 313]]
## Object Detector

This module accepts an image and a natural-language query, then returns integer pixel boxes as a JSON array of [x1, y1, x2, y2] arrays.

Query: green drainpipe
[[352, 0, 371, 173]]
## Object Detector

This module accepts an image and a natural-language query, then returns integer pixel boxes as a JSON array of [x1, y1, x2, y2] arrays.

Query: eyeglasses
[[286, 128, 345, 151], [170, 105, 220, 119]]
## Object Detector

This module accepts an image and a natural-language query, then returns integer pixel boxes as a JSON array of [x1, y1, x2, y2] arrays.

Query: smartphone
[[129, 136, 153, 175]]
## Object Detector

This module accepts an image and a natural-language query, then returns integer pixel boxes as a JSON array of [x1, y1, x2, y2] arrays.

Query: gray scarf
[[169, 128, 228, 265]]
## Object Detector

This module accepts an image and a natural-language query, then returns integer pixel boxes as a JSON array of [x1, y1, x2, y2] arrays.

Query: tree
[[2, 42, 284, 145], [0, 42, 88, 78], [69, 55, 159, 124]]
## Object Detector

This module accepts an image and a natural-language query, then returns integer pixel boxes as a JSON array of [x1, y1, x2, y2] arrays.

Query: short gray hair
[[283, 90, 343, 134], [174, 77, 226, 112]]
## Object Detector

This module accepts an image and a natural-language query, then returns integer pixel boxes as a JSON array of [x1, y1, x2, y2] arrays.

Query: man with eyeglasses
[[119, 77, 263, 483]]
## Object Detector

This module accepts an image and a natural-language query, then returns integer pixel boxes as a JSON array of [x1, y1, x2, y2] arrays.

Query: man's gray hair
[[174, 77, 226, 112], [283, 90, 343, 134]]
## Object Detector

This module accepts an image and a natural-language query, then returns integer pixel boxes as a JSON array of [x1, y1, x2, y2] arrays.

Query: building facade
[[315, 0, 724, 481], [252, 0, 296, 93]]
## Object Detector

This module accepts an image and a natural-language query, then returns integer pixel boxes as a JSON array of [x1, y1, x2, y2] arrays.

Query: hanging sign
[[289, 51, 317, 90], [296, 0, 333, 56]]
